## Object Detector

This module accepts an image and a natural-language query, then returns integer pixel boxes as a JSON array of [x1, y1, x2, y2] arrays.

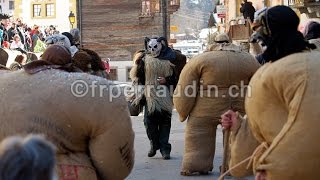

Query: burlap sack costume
[[173, 50, 260, 174], [0, 70, 134, 180], [228, 51, 320, 179]]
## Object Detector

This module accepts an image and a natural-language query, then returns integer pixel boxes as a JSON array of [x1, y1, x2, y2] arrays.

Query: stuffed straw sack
[[0, 69, 135, 180], [173, 50, 260, 173], [245, 51, 320, 180]]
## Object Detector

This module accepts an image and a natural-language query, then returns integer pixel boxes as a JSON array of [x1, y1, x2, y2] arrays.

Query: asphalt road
[[126, 109, 254, 180]]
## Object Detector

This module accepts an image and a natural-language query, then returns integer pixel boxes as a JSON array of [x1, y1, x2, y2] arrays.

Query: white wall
[[0, 0, 13, 16], [18, 0, 72, 32], [109, 61, 133, 82]]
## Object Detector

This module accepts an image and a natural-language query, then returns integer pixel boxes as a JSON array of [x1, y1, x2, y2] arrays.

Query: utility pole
[[161, 0, 168, 39]]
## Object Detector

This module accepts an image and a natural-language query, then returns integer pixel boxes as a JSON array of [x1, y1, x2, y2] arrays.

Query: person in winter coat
[[240, 0, 256, 23]]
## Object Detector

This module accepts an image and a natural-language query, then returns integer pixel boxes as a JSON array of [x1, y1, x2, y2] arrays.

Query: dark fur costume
[[129, 42, 186, 157], [132, 49, 186, 86]]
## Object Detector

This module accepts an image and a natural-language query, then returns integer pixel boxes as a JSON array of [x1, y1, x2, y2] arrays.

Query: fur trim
[[143, 55, 174, 113], [133, 50, 145, 64], [130, 64, 138, 82], [130, 49, 145, 83]]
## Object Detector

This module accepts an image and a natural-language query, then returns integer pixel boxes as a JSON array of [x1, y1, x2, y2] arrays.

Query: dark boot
[[148, 145, 159, 157], [161, 151, 170, 160]]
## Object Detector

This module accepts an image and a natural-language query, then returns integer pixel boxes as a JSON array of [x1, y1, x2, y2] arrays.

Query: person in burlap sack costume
[[221, 6, 319, 180], [0, 45, 135, 180], [173, 34, 260, 175]]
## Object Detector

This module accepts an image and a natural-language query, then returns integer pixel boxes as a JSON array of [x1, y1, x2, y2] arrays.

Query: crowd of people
[[0, 4, 319, 180], [0, 15, 61, 53]]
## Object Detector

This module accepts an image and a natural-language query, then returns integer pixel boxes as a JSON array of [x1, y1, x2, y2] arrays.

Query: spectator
[[32, 30, 47, 53], [7, 22, 17, 42], [70, 28, 80, 47], [25, 27, 33, 51], [240, 0, 255, 23], [10, 34, 24, 50], [0, 135, 56, 180], [9, 55, 24, 71], [0, 13, 11, 47], [15, 18, 27, 47], [62, 32, 78, 56]]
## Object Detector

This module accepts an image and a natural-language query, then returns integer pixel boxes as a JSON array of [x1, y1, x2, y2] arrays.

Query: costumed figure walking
[[130, 36, 186, 159]]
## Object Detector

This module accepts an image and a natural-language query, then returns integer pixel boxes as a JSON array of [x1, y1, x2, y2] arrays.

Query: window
[[127, 67, 132, 82], [33, 4, 41, 17], [9, 1, 14, 10], [140, 0, 160, 17], [31, 0, 56, 19], [141, 0, 151, 16], [46, 3, 54, 17], [109, 68, 118, 81], [169, 0, 179, 5]]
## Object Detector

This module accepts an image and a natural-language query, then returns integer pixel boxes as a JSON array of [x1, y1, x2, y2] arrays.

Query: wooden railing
[[288, 0, 318, 6], [168, 0, 180, 13]]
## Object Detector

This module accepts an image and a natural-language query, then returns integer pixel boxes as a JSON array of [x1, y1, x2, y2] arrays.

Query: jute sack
[[174, 50, 260, 173], [245, 51, 320, 179], [228, 114, 260, 177], [182, 116, 220, 173], [0, 70, 135, 180]]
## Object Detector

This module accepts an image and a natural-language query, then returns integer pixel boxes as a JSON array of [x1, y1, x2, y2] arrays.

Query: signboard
[[216, 5, 226, 18], [170, 26, 178, 32]]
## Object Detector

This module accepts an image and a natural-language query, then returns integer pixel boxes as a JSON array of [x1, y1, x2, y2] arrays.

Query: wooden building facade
[[77, 0, 180, 81]]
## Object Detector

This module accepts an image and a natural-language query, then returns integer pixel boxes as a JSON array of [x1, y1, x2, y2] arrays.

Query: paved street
[[126, 110, 254, 180]]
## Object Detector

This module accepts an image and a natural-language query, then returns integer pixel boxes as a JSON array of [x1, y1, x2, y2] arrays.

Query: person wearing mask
[[130, 36, 186, 160], [220, 6, 319, 180]]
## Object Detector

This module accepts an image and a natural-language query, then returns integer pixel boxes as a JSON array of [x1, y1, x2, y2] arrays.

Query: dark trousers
[[144, 105, 172, 154]]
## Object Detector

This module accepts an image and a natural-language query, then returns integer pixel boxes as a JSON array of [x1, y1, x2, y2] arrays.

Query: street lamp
[[68, 11, 75, 28]]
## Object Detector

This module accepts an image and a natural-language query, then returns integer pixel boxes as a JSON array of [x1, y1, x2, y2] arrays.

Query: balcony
[[168, 0, 180, 14], [289, 0, 319, 7], [289, 0, 320, 18]]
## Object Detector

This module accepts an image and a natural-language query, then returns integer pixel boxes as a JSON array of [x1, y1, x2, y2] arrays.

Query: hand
[[220, 110, 237, 130], [157, 77, 167, 85], [255, 171, 267, 180]]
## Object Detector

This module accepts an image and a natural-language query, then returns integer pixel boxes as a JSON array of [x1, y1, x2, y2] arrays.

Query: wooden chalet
[[76, 0, 180, 80]]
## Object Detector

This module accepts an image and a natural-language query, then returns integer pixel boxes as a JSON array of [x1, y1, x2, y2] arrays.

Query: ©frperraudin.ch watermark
[[70, 80, 252, 101]]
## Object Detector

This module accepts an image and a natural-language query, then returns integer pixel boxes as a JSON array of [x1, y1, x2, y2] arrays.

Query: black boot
[[148, 146, 158, 157], [161, 152, 170, 160]]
